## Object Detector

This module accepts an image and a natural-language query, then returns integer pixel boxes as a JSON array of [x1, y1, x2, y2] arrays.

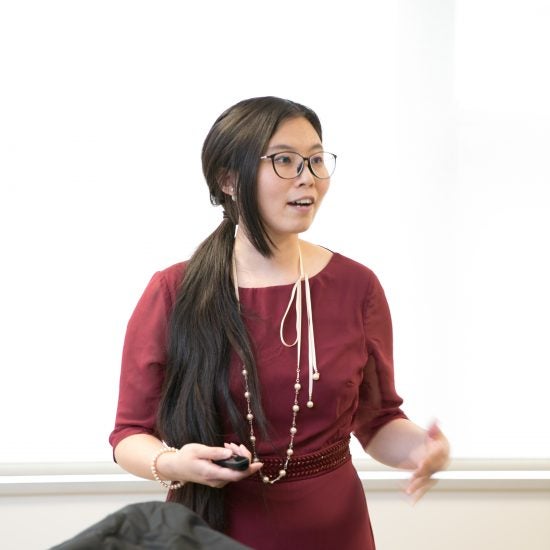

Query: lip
[[287, 195, 316, 206]]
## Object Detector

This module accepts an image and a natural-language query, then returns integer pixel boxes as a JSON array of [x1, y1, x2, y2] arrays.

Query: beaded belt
[[254, 437, 351, 482]]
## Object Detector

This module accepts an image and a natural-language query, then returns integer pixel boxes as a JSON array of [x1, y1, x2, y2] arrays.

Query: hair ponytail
[[157, 214, 268, 530]]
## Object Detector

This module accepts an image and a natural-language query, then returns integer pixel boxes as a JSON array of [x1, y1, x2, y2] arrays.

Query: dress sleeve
[[352, 272, 407, 449], [108, 271, 174, 453]]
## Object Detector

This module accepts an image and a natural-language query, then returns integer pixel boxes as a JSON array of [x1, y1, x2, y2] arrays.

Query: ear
[[218, 170, 237, 198]]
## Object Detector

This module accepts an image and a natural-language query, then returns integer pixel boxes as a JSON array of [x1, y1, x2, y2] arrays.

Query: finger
[[406, 473, 428, 496], [406, 470, 438, 497], [223, 442, 254, 461], [207, 460, 263, 486], [417, 437, 450, 473], [208, 480, 229, 489], [226, 442, 243, 454], [202, 461, 252, 485], [426, 443, 450, 472], [210, 445, 261, 476], [412, 458, 432, 479], [247, 461, 263, 475], [189, 443, 233, 462], [199, 459, 265, 488], [237, 444, 253, 460], [426, 423, 451, 461], [409, 479, 437, 504], [224, 442, 239, 454], [225, 452, 262, 474]]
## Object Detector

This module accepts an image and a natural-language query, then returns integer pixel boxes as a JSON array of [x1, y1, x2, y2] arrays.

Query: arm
[[114, 434, 262, 489], [110, 268, 261, 489], [366, 418, 450, 501], [355, 271, 450, 501], [366, 418, 428, 469]]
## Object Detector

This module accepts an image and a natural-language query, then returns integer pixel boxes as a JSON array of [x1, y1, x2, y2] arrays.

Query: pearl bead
[[279, 470, 287, 477], [292, 405, 299, 412], [290, 427, 297, 434], [313, 372, 320, 380], [253, 457, 260, 463], [263, 476, 270, 484], [250, 435, 256, 442], [242, 369, 248, 376], [244, 391, 250, 398], [286, 448, 294, 456], [294, 383, 301, 390], [247, 413, 254, 420], [307, 401, 314, 408]]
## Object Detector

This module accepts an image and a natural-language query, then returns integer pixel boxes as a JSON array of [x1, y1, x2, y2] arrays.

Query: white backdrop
[[1, 0, 549, 463]]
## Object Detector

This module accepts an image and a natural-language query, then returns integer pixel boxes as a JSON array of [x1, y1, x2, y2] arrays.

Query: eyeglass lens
[[272, 152, 336, 179]]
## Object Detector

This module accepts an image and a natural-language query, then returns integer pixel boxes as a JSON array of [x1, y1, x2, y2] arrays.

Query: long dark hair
[[157, 97, 323, 530]]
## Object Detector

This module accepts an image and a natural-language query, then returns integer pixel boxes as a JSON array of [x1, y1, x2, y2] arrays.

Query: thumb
[[192, 444, 233, 461]]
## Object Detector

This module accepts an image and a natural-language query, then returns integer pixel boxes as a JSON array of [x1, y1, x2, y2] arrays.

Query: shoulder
[[301, 240, 376, 283], [145, 261, 189, 306], [302, 245, 385, 308], [156, 261, 189, 286], [323, 254, 393, 330], [322, 250, 379, 290]]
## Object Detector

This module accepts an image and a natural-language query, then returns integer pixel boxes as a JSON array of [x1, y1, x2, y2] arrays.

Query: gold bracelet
[[151, 445, 184, 490]]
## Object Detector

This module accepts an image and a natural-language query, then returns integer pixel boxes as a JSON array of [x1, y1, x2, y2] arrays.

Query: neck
[[234, 229, 302, 288]]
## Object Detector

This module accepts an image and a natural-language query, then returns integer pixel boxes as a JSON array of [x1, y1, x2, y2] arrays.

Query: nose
[[296, 159, 316, 186]]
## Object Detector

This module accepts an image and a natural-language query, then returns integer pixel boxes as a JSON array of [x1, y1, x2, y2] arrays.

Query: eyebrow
[[267, 143, 324, 153]]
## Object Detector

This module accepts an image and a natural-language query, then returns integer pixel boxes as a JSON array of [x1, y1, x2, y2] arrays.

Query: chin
[[267, 224, 310, 240], [266, 215, 317, 239], [288, 222, 314, 235]]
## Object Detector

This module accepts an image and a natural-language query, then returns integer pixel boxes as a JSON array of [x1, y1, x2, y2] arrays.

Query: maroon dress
[[110, 252, 407, 550]]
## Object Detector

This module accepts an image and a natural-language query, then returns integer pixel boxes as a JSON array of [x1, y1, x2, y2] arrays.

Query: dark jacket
[[51, 501, 252, 550]]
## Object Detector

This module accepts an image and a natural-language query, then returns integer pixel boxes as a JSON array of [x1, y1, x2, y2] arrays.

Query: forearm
[[365, 418, 427, 470], [114, 433, 176, 482], [114, 434, 263, 489]]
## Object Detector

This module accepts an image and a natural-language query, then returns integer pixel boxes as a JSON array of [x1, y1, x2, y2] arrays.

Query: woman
[[110, 96, 450, 549]]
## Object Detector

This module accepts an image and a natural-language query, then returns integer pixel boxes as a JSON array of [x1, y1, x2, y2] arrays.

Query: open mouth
[[288, 198, 314, 207]]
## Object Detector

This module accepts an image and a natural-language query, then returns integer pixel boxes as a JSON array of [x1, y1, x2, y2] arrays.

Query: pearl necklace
[[232, 241, 319, 484]]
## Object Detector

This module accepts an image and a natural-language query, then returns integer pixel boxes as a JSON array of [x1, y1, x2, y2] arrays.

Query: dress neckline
[[237, 251, 337, 291]]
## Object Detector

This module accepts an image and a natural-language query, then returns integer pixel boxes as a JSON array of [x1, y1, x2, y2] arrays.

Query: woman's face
[[254, 116, 330, 241]]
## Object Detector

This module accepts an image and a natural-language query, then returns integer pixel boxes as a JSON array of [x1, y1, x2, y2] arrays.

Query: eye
[[273, 154, 293, 165], [310, 154, 325, 166]]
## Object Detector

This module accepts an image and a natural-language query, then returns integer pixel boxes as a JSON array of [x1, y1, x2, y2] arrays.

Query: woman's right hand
[[157, 442, 263, 488]]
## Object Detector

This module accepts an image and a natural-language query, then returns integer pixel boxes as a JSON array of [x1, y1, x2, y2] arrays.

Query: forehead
[[266, 117, 322, 152]]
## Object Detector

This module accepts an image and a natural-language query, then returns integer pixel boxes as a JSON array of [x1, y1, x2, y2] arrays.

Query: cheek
[[257, 175, 286, 203], [256, 184, 284, 220], [256, 168, 281, 201]]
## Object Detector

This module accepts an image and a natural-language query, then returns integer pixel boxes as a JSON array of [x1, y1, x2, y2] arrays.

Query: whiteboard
[[1, 0, 549, 463]]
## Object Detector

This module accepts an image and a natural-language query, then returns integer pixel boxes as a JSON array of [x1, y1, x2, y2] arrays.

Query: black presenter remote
[[213, 455, 250, 471]]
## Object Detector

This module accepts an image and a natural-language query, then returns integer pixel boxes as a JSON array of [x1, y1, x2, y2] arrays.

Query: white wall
[[1, 1, 549, 465], [2, 468, 549, 550], [3, 3, 548, 547]]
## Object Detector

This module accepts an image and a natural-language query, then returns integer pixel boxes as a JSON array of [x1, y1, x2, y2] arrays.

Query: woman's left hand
[[405, 422, 450, 503]]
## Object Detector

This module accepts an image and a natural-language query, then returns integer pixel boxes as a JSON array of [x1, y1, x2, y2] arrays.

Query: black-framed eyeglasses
[[259, 151, 337, 179]]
